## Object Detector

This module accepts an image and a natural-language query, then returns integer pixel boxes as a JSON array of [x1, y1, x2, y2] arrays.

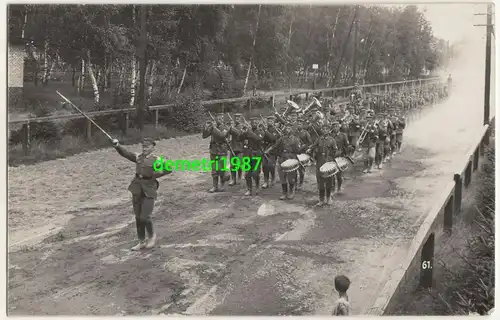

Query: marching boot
[[254, 176, 260, 195], [145, 221, 156, 249], [229, 171, 237, 186], [280, 184, 288, 200], [209, 176, 218, 193], [262, 171, 269, 189], [317, 189, 326, 206], [287, 183, 295, 199], [132, 218, 147, 250], [270, 171, 276, 187], [378, 162, 383, 169], [363, 159, 369, 174], [219, 175, 227, 192], [325, 188, 332, 205], [298, 170, 305, 189], [368, 159, 373, 173], [244, 178, 253, 196], [131, 240, 147, 251]]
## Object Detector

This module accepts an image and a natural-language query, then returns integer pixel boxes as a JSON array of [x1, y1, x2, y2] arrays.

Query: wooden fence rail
[[9, 77, 441, 155]]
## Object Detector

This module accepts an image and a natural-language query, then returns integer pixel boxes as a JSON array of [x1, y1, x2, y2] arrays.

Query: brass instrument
[[357, 119, 380, 145], [284, 100, 302, 117]]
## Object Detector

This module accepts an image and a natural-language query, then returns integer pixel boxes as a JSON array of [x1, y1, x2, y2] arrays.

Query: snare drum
[[280, 159, 300, 173], [334, 157, 350, 171], [319, 162, 339, 178], [297, 153, 311, 167]]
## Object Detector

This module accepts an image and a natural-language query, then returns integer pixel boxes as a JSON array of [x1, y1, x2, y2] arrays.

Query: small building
[[8, 37, 27, 111]]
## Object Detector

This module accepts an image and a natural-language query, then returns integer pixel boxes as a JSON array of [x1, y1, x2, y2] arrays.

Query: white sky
[[418, 3, 488, 44]]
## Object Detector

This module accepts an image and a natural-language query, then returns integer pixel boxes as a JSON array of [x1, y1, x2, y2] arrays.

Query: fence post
[[22, 123, 30, 156], [85, 119, 92, 141], [155, 109, 159, 128], [123, 112, 129, 135], [465, 161, 472, 187], [473, 147, 479, 171], [420, 233, 435, 288], [454, 173, 462, 215], [444, 196, 454, 234]]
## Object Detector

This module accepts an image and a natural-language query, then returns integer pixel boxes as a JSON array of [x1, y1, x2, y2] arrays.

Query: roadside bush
[[165, 87, 205, 133], [9, 106, 61, 146]]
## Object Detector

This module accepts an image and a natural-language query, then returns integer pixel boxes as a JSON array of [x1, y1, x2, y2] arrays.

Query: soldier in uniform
[[362, 121, 378, 174], [375, 119, 388, 169], [331, 121, 350, 194], [240, 117, 265, 196], [261, 115, 279, 189], [394, 115, 406, 153], [296, 118, 313, 189], [307, 123, 338, 206], [265, 123, 302, 200], [202, 113, 230, 193], [228, 113, 244, 186], [389, 114, 398, 156], [112, 137, 172, 250], [348, 114, 362, 156]]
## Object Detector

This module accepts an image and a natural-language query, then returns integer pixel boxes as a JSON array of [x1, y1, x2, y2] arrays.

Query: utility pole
[[352, 9, 359, 85], [474, 4, 494, 126], [137, 4, 148, 131]]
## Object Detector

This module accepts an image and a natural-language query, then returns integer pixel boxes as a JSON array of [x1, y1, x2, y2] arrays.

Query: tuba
[[301, 97, 322, 116], [284, 100, 302, 117]]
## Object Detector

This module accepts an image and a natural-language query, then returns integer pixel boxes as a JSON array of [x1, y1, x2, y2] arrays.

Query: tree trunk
[[86, 51, 100, 108], [286, 8, 295, 91], [129, 55, 137, 107], [327, 8, 341, 87], [177, 63, 187, 94], [118, 63, 125, 92], [42, 40, 49, 85], [147, 60, 156, 101], [243, 5, 262, 94], [72, 65, 76, 87], [78, 58, 85, 94]]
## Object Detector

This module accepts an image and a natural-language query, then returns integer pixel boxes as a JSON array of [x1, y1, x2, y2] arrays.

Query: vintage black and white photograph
[[7, 1, 495, 316]]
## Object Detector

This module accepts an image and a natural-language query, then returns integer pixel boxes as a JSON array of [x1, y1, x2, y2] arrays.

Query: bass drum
[[334, 157, 350, 171], [319, 162, 339, 178], [297, 153, 311, 167], [280, 158, 300, 173]]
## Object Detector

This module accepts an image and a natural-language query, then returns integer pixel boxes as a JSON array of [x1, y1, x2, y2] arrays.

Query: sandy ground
[[8, 37, 494, 315]]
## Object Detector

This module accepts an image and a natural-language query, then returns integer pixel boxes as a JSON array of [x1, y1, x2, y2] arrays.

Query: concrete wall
[[368, 122, 493, 315], [8, 44, 26, 111]]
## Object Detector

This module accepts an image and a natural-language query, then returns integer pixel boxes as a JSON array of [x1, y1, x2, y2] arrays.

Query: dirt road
[[8, 64, 493, 315]]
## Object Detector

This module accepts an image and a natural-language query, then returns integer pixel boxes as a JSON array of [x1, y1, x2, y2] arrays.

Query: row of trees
[[8, 4, 448, 109]]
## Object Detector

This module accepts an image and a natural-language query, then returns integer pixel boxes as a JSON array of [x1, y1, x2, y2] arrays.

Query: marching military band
[[202, 81, 449, 206]]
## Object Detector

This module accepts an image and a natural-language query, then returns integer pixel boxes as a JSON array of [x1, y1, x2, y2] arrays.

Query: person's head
[[289, 112, 298, 123], [267, 116, 276, 127], [297, 118, 305, 129], [334, 275, 351, 294], [250, 117, 259, 129], [283, 123, 292, 136], [215, 113, 224, 125], [332, 121, 340, 133], [321, 123, 330, 136], [142, 137, 156, 155], [234, 113, 242, 124]]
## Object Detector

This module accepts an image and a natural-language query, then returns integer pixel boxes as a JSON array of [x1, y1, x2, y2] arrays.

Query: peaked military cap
[[267, 115, 276, 120]]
